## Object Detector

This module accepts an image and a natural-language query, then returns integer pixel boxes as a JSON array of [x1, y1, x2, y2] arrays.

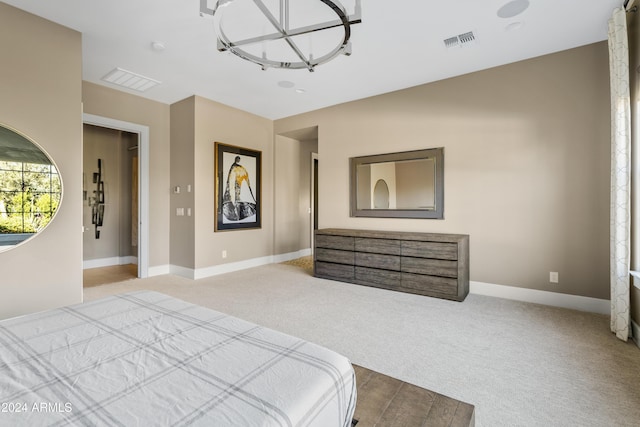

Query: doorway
[[82, 114, 149, 282]]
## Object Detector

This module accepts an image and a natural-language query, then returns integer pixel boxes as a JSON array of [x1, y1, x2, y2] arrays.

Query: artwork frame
[[214, 142, 262, 231]]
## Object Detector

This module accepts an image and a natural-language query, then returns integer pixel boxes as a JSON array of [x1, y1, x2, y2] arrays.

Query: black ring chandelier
[[200, 0, 362, 72]]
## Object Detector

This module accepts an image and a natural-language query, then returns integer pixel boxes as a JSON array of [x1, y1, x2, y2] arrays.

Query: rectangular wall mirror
[[350, 147, 444, 219]]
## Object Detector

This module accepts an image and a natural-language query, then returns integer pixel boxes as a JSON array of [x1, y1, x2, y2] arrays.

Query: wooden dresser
[[314, 229, 469, 301]]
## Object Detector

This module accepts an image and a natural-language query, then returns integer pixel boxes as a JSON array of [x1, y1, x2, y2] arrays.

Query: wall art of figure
[[223, 155, 256, 221], [215, 143, 261, 231]]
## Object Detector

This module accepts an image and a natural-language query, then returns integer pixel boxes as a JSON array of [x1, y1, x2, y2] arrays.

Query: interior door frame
[[310, 152, 318, 254], [82, 113, 149, 278]]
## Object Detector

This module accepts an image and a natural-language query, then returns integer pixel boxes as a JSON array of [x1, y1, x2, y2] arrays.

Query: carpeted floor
[[280, 255, 313, 271], [84, 262, 640, 427], [83, 264, 138, 288]]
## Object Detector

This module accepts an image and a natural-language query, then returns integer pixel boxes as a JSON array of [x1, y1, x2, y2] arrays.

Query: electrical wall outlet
[[550, 272, 559, 283], [222, 250, 227, 259]]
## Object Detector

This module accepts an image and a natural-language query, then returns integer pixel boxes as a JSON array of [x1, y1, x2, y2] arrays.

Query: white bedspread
[[0, 291, 356, 426]]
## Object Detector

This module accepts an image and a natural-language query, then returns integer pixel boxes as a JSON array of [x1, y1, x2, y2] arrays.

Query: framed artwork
[[214, 142, 262, 231]]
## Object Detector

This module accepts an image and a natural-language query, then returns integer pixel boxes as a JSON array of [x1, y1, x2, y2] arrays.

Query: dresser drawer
[[355, 238, 401, 255], [315, 234, 354, 251], [355, 252, 400, 271], [356, 267, 401, 287], [401, 241, 457, 260], [315, 262, 355, 281], [401, 273, 458, 296], [316, 248, 354, 265], [401, 257, 458, 278]]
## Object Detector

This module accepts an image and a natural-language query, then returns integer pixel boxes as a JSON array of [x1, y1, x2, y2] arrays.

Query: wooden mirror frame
[[349, 147, 444, 219]]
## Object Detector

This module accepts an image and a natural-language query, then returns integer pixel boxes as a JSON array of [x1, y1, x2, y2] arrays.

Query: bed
[[0, 290, 357, 426]]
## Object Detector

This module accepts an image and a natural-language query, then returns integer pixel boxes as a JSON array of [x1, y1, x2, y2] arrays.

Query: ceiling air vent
[[101, 67, 161, 92], [443, 31, 476, 49], [458, 31, 475, 44], [444, 36, 459, 49]]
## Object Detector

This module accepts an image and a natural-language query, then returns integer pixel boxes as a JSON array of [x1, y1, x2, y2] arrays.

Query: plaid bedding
[[0, 291, 356, 426]]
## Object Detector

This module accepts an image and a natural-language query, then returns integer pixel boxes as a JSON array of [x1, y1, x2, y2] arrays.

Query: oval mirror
[[0, 124, 62, 252]]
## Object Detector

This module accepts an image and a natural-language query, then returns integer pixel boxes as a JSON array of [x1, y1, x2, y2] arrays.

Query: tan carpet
[[83, 264, 640, 427], [280, 255, 313, 272]]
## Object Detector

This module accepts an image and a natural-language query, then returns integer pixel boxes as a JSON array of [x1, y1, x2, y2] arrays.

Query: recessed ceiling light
[[295, 88, 306, 94], [497, 0, 530, 19], [151, 41, 166, 52], [277, 81, 295, 89], [505, 21, 524, 31]]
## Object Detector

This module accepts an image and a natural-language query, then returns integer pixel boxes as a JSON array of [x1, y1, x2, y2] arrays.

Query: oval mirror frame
[[0, 123, 63, 252]]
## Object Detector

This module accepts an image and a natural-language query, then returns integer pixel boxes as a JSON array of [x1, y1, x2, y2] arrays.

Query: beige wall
[[298, 139, 318, 249], [84, 87, 276, 274], [274, 135, 301, 254], [273, 136, 318, 254], [194, 96, 274, 269], [169, 97, 196, 269], [275, 42, 611, 300], [82, 82, 171, 268], [632, 276, 640, 332], [168, 96, 274, 272], [0, 3, 83, 319]]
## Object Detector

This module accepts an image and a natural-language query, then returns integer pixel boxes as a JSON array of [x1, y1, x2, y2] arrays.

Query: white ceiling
[[3, 0, 622, 120]]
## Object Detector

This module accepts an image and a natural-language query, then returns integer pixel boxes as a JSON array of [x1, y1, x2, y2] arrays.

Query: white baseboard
[[470, 281, 610, 315], [272, 248, 312, 263], [192, 256, 274, 280], [150, 253, 610, 315], [83, 256, 138, 270], [169, 264, 196, 279], [148, 264, 170, 277], [168, 249, 312, 280]]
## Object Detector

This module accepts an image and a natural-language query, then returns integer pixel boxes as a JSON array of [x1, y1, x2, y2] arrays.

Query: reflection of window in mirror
[[373, 179, 390, 208], [369, 162, 396, 209], [0, 124, 61, 251]]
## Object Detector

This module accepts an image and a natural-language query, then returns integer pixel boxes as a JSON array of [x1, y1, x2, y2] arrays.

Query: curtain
[[608, 7, 631, 342]]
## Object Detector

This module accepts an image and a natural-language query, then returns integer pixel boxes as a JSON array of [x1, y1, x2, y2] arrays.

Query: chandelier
[[200, 0, 362, 72]]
